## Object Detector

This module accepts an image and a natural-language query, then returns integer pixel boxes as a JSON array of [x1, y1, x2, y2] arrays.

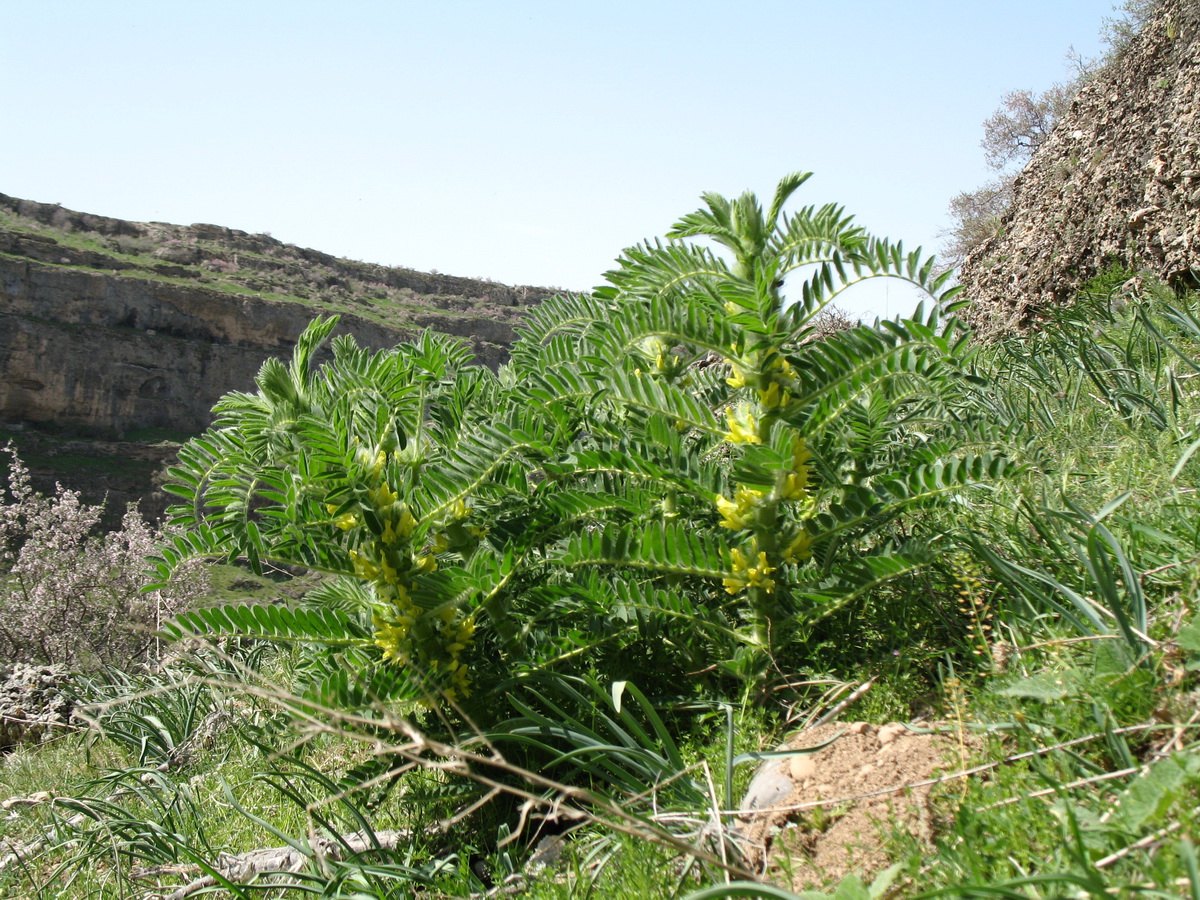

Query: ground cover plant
[[1, 174, 1199, 899]]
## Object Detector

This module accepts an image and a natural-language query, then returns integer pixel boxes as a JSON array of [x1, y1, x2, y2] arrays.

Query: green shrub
[[154, 172, 1006, 713]]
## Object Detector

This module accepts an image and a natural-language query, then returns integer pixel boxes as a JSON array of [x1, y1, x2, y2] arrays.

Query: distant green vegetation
[[0, 205, 537, 337], [2, 176, 1199, 899]]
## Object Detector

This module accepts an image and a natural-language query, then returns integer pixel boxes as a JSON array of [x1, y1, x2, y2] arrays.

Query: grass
[[3, 283, 1200, 898]]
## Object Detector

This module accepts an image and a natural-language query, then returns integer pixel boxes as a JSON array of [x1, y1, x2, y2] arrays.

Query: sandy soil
[[735, 721, 978, 891]]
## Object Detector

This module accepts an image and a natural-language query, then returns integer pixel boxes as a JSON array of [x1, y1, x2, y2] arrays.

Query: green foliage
[[153, 173, 1000, 710], [960, 286, 1200, 660], [16, 175, 1200, 900]]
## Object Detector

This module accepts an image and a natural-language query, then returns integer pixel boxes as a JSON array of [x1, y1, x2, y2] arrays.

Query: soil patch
[[736, 721, 978, 891]]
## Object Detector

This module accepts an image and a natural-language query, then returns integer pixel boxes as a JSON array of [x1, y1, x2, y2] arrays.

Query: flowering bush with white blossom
[[0, 449, 206, 670]]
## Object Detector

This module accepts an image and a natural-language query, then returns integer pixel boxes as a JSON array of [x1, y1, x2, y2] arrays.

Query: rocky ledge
[[0, 194, 556, 516]]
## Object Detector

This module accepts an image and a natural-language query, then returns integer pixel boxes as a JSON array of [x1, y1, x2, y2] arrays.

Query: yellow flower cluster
[[716, 432, 817, 593], [782, 528, 813, 563], [372, 582, 419, 665], [715, 486, 764, 531], [433, 607, 475, 702], [724, 355, 795, 416], [639, 337, 670, 373], [724, 404, 762, 444], [723, 545, 776, 595], [333, 457, 478, 702], [782, 436, 812, 501]]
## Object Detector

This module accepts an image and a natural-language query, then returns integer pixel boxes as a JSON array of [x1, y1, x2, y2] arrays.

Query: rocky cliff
[[960, 0, 1200, 336], [0, 194, 554, 517]]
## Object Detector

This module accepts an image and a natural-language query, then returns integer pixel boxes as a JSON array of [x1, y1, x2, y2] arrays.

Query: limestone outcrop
[[960, 0, 1200, 335], [0, 258, 402, 435], [0, 194, 553, 516]]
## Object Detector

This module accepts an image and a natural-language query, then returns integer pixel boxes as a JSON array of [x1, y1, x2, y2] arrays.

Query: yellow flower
[[379, 556, 399, 584], [781, 473, 807, 501], [715, 495, 741, 529], [349, 549, 379, 580], [745, 551, 776, 592], [723, 553, 748, 594], [334, 512, 359, 531], [638, 337, 668, 372], [373, 620, 410, 664], [791, 436, 811, 473], [370, 482, 398, 509], [724, 405, 762, 444], [397, 508, 418, 538], [723, 546, 776, 594], [783, 529, 814, 563], [414, 553, 438, 574], [379, 581, 410, 606], [724, 359, 747, 389], [715, 486, 764, 530], [758, 382, 784, 409]]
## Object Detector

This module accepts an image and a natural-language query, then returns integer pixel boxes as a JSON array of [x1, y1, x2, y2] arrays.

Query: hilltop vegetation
[[1, 172, 1198, 899], [0, 193, 553, 520], [0, 194, 548, 335]]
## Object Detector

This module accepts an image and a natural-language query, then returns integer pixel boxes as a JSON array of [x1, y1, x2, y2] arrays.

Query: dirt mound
[[736, 721, 977, 891]]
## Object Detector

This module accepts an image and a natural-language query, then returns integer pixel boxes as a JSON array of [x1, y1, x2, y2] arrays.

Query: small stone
[[846, 721, 872, 735], [877, 723, 908, 747], [739, 762, 794, 814], [789, 754, 817, 781]]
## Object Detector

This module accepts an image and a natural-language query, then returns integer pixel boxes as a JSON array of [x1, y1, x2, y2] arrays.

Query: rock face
[[0, 259, 404, 435], [0, 664, 74, 750], [960, 0, 1200, 336], [0, 194, 554, 516], [0, 195, 551, 436]]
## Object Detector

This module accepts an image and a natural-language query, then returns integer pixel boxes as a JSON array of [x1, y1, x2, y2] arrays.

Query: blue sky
[[4, 1, 1120, 319]]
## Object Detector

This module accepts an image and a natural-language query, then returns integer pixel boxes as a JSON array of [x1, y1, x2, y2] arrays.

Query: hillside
[[0, 194, 555, 516], [961, 0, 1200, 335]]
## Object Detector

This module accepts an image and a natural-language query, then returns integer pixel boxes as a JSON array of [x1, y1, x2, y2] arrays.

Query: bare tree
[[1102, 0, 1163, 56], [938, 175, 1016, 271], [980, 83, 1076, 172]]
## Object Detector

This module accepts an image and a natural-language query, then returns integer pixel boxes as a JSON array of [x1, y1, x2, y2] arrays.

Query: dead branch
[[160, 829, 410, 900]]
